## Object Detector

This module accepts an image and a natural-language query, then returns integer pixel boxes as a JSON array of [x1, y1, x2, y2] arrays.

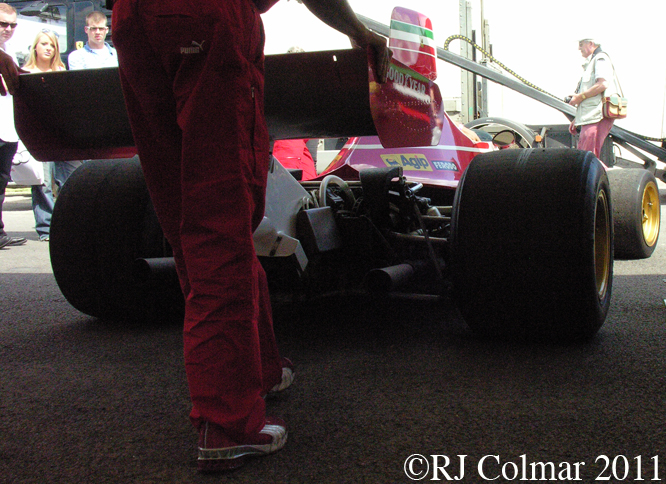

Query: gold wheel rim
[[641, 181, 660, 247], [595, 189, 612, 300]]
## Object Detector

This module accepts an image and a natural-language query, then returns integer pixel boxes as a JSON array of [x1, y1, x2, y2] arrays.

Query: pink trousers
[[112, 0, 282, 440], [578, 117, 614, 159]]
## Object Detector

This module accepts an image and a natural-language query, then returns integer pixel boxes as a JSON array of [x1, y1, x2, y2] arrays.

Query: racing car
[[13, 7, 660, 341]]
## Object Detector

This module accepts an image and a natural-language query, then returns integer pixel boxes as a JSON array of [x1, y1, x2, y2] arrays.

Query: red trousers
[[112, 0, 282, 440], [578, 117, 614, 159], [273, 139, 318, 180]]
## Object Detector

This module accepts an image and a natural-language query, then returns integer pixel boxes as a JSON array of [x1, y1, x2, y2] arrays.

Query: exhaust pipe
[[365, 263, 415, 292], [365, 258, 446, 293], [133, 257, 178, 285], [365, 258, 444, 293]]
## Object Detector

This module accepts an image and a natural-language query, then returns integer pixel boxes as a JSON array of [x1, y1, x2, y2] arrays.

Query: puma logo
[[180, 40, 206, 55]]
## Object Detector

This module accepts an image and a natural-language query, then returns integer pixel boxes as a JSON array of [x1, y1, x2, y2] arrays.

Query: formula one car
[[13, 8, 659, 341]]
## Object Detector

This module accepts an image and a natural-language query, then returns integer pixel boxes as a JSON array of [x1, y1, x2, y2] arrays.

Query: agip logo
[[381, 154, 432, 172]]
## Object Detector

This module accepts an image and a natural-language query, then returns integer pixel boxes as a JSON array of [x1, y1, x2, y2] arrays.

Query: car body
[[12, 6, 659, 341]]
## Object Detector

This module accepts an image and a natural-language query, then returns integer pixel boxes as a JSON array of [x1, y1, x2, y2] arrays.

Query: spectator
[[23, 29, 65, 72], [21, 29, 65, 241], [568, 37, 616, 158], [0, 2, 26, 249], [67, 11, 117, 70], [59, 12, 117, 193]]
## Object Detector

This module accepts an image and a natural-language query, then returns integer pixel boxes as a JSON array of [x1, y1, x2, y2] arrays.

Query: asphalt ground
[[2, 186, 666, 483]]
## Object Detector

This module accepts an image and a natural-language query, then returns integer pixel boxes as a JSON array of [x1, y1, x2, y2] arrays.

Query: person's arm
[[459, 125, 481, 143], [569, 56, 611, 106], [569, 78, 608, 106], [300, 0, 391, 81], [0, 49, 20, 95]]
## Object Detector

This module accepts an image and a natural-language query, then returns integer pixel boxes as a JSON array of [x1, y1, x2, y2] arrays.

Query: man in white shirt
[[0, 2, 26, 249], [568, 37, 615, 158], [67, 11, 117, 70], [59, 11, 117, 195]]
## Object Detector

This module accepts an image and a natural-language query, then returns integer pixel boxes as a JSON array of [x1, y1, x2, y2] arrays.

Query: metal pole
[[480, 0, 485, 52], [459, 0, 474, 123]]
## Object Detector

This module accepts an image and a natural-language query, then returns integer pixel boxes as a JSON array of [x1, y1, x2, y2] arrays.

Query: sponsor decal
[[386, 65, 428, 96], [431, 160, 459, 171], [381, 154, 432, 172]]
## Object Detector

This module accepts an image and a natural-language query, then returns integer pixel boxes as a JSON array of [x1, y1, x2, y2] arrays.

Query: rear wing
[[15, 48, 443, 161]]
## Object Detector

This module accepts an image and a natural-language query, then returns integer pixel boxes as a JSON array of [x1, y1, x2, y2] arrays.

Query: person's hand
[[368, 31, 392, 83], [568, 93, 584, 107], [0, 50, 23, 96], [355, 30, 392, 83], [569, 120, 577, 135]]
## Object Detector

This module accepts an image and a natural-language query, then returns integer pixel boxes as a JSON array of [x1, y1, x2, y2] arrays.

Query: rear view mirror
[[493, 130, 517, 148]]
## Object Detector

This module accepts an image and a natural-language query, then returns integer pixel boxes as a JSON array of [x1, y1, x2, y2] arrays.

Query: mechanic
[[273, 138, 318, 180], [67, 11, 117, 70], [109, 0, 391, 473], [567, 37, 615, 158], [0, 2, 26, 249], [272, 45, 318, 180]]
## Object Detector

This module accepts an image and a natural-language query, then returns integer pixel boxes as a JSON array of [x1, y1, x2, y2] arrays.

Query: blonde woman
[[23, 29, 77, 200], [23, 29, 65, 72], [20, 29, 63, 241]]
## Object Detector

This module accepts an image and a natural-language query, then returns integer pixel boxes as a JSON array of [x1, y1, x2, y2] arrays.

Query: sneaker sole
[[270, 368, 295, 394], [197, 428, 288, 473]]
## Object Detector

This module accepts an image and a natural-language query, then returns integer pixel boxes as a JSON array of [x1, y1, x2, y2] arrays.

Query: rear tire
[[451, 148, 613, 341], [50, 158, 179, 322], [607, 168, 660, 259]]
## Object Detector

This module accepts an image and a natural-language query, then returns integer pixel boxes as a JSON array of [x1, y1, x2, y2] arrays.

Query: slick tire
[[607, 168, 660, 260], [50, 157, 179, 322], [450, 148, 613, 341]]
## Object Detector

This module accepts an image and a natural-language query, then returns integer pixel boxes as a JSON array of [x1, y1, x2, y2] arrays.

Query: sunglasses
[[41, 28, 59, 39], [0, 21, 18, 29]]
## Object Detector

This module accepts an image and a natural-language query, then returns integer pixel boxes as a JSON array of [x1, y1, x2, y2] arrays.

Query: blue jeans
[[31, 162, 54, 240], [52, 160, 82, 197], [0, 140, 19, 237]]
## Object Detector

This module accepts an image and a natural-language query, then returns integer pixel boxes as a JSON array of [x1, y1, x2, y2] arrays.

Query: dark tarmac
[[2, 187, 666, 483]]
